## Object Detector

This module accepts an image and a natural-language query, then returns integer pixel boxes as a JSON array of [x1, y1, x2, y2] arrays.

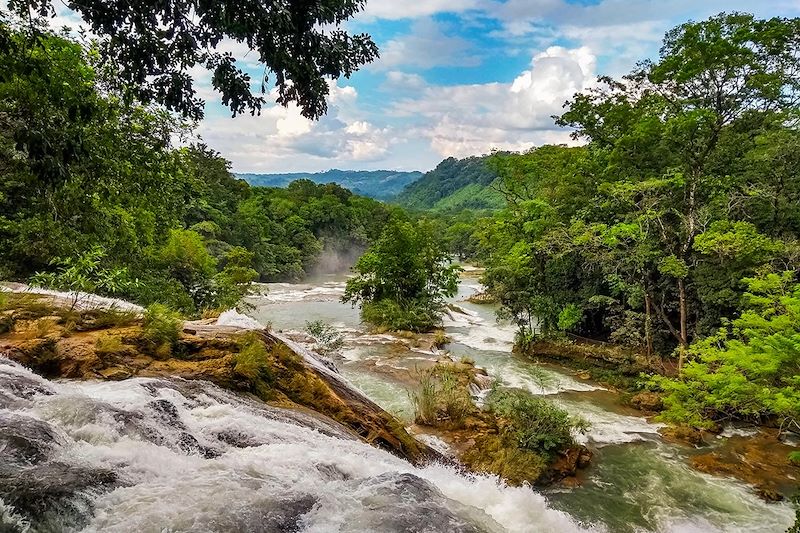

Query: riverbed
[[248, 272, 795, 533]]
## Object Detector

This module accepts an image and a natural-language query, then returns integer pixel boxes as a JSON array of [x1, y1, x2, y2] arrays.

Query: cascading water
[[248, 274, 796, 533], [0, 357, 589, 533]]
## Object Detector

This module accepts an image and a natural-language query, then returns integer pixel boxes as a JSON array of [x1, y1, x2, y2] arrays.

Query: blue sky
[[58, 0, 800, 173]]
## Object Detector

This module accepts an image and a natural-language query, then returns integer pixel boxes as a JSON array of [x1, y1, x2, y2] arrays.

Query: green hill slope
[[395, 156, 504, 210], [237, 169, 422, 200]]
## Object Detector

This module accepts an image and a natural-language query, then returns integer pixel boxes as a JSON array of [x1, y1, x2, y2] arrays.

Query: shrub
[[212, 247, 258, 312], [29, 246, 137, 310], [486, 388, 589, 459], [410, 365, 475, 427], [432, 329, 450, 349], [23, 318, 60, 340], [789, 451, 800, 467], [142, 304, 182, 353], [233, 332, 275, 397], [95, 335, 124, 355], [92, 307, 139, 328], [304, 320, 344, 354], [361, 298, 442, 332]]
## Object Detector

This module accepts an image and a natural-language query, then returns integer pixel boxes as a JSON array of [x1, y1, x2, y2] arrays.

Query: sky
[[54, 0, 800, 173]]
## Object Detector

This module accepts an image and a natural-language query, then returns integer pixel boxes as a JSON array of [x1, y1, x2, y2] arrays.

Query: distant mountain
[[395, 156, 504, 210], [236, 169, 423, 200]]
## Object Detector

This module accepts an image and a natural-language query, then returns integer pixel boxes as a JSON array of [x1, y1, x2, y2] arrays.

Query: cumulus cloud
[[391, 46, 595, 158], [196, 81, 394, 172]]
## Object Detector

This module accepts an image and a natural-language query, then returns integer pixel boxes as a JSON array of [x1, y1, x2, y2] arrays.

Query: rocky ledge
[[0, 292, 437, 465]]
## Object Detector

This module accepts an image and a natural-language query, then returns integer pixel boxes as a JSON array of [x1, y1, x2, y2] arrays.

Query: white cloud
[[196, 81, 395, 171], [359, 0, 483, 20], [391, 46, 595, 158], [371, 19, 481, 70], [382, 72, 429, 93]]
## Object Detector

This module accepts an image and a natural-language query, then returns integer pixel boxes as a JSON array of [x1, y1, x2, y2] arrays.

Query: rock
[[576, 371, 591, 380], [630, 391, 663, 412], [660, 426, 706, 446], [98, 367, 132, 380], [539, 445, 593, 484], [0, 310, 15, 334], [755, 486, 784, 502]]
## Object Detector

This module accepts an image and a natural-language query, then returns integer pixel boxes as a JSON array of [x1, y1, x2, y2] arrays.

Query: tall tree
[[3, 0, 378, 119]]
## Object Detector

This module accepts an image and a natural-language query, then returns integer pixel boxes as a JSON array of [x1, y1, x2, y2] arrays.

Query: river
[[248, 272, 795, 533], [0, 274, 794, 532]]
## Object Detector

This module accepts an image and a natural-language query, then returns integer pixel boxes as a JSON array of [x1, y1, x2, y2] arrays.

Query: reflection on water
[[248, 274, 795, 533]]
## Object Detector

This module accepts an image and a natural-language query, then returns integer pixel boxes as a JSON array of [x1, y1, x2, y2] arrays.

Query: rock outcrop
[[0, 294, 437, 465]]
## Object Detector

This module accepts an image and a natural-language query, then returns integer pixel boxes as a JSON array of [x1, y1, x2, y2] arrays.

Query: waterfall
[[0, 357, 589, 533]]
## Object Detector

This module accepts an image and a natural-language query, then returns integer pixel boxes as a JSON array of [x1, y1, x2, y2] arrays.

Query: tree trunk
[[644, 291, 654, 360], [677, 278, 689, 374]]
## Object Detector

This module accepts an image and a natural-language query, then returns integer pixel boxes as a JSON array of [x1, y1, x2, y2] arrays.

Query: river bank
[[518, 336, 800, 501]]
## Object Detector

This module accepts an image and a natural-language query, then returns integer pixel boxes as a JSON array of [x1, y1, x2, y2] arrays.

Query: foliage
[[3, 0, 378, 120], [0, 28, 392, 317], [30, 247, 137, 310], [141, 304, 182, 353], [304, 320, 344, 355], [410, 364, 475, 427], [478, 13, 800, 364], [485, 388, 589, 459], [343, 218, 461, 331], [396, 155, 501, 210], [650, 272, 800, 430]]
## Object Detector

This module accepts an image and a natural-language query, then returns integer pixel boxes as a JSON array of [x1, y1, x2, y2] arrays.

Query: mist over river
[[248, 272, 795, 533]]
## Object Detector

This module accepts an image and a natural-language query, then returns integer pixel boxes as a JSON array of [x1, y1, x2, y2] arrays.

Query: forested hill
[[237, 169, 422, 200], [394, 155, 504, 210]]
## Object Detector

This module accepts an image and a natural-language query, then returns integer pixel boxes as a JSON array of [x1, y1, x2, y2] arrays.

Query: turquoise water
[[247, 274, 795, 533]]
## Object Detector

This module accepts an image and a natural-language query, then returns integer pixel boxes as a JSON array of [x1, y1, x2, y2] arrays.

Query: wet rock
[[660, 426, 706, 446], [356, 472, 499, 532], [630, 391, 663, 412], [0, 462, 118, 531], [177, 432, 221, 458], [539, 445, 593, 485], [755, 486, 784, 502], [0, 413, 63, 466], [689, 429, 799, 502], [148, 398, 183, 426], [98, 367, 132, 380], [215, 429, 264, 448], [0, 368, 54, 409], [1, 302, 439, 466]]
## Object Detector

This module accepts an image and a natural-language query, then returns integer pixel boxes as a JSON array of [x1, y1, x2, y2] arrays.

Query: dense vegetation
[[465, 13, 800, 431], [342, 218, 461, 331], [239, 169, 423, 200], [0, 28, 392, 315], [3, 0, 378, 120], [396, 156, 504, 211]]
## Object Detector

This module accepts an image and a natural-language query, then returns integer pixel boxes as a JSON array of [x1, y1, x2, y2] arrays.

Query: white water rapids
[[0, 277, 796, 532], [0, 357, 587, 533]]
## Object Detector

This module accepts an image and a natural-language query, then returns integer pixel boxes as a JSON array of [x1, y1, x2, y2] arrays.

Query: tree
[[553, 12, 800, 367], [342, 218, 461, 331], [651, 271, 800, 432], [4, 0, 379, 119]]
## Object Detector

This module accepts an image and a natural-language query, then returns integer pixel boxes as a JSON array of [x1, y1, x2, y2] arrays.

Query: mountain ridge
[[237, 169, 423, 200]]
